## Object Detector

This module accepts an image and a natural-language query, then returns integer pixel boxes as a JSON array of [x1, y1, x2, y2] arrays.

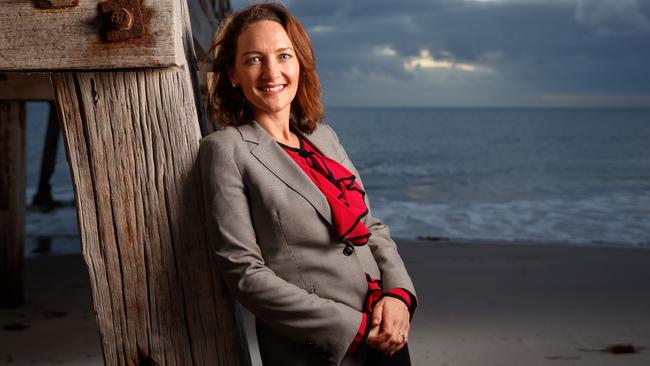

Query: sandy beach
[[2, 239, 650, 365]]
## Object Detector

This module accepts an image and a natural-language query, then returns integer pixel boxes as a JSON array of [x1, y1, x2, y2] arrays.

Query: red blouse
[[278, 135, 416, 355]]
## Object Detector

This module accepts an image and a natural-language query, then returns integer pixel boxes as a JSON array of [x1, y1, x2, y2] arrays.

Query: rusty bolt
[[111, 7, 134, 31]]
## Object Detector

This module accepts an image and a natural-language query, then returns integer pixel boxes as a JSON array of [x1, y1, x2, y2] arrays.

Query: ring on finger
[[398, 331, 407, 342]]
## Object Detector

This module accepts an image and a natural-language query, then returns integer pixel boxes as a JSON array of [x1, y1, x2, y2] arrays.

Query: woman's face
[[230, 20, 300, 122]]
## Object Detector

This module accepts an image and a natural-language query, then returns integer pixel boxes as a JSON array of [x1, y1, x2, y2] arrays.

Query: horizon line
[[325, 105, 650, 109]]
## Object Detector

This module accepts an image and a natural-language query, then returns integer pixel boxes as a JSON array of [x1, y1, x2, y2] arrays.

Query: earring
[[232, 83, 237, 88]]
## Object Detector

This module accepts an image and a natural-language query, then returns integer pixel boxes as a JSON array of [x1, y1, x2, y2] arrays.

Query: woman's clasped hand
[[368, 297, 411, 356]]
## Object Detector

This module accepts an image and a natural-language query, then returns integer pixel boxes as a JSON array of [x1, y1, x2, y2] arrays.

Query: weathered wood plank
[[0, 73, 54, 101], [0, 101, 25, 308], [0, 0, 184, 71], [51, 67, 250, 365]]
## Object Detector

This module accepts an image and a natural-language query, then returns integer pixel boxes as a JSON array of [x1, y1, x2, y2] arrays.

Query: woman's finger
[[371, 300, 383, 327], [375, 325, 404, 353], [367, 324, 389, 347]]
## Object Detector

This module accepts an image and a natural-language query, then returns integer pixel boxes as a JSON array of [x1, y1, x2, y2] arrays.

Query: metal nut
[[111, 8, 134, 31]]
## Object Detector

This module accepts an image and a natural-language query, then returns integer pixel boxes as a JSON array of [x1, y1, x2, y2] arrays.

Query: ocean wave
[[371, 193, 650, 246]]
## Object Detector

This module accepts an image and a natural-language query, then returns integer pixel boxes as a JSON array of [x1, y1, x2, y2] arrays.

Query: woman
[[200, 3, 417, 365]]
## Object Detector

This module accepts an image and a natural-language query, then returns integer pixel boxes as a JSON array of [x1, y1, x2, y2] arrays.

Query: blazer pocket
[[275, 209, 310, 291]]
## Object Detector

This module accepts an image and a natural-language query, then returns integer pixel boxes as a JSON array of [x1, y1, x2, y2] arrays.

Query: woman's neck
[[255, 111, 299, 148]]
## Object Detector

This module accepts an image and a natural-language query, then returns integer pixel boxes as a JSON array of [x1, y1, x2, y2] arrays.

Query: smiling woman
[[228, 20, 300, 135], [207, 3, 323, 135], [202, 3, 417, 366]]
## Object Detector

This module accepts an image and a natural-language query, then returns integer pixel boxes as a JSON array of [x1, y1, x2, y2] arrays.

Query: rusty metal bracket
[[98, 0, 144, 42], [35, 0, 79, 9]]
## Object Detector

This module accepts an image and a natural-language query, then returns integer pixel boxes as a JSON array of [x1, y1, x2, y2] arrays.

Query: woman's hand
[[366, 297, 410, 356]]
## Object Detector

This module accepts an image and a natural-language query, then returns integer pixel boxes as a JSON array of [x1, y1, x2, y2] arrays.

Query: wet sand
[[2, 240, 650, 365]]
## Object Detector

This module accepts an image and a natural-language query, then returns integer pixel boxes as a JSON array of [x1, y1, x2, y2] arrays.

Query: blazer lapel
[[238, 121, 333, 227], [298, 124, 346, 163]]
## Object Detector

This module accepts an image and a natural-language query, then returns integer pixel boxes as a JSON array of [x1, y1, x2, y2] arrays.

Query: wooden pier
[[0, 0, 250, 364]]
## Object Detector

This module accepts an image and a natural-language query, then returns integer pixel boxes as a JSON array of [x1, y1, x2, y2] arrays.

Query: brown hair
[[206, 3, 324, 134]]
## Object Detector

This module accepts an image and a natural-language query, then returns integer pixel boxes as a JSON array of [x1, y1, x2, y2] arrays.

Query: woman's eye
[[247, 56, 262, 64], [279, 53, 292, 61]]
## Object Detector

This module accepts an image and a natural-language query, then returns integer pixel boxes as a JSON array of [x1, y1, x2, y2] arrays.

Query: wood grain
[[51, 67, 251, 365], [0, 101, 25, 307], [0, 0, 184, 71]]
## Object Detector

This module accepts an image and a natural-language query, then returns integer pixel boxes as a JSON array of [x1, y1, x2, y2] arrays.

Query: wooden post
[[0, 0, 185, 71], [0, 101, 26, 308], [32, 101, 61, 209], [1, 0, 251, 363], [51, 66, 250, 366]]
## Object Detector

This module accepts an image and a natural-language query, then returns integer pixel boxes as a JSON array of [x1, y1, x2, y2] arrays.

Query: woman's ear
[[228, 69, 238, 88]]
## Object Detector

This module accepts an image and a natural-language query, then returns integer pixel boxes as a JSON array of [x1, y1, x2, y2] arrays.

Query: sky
[[231, 0, 650, 108]]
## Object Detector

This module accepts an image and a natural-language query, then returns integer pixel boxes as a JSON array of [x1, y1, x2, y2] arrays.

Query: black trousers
[[363, 344, 411, 366]]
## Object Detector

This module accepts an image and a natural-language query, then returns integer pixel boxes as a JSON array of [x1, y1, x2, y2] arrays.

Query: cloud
[[309, 25, 337, 34], [403, 49, 494, 73], [230, 0, 650, 107], [575, 0, 650, 35], [374, 46, 397, 57]]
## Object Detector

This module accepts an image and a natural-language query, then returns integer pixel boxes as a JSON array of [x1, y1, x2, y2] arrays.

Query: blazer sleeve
[[322, 125, 417, 300], [199, 136, 363, 365]]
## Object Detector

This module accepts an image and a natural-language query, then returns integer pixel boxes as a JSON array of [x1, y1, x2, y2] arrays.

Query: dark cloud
[[231, 0, 650, 106]]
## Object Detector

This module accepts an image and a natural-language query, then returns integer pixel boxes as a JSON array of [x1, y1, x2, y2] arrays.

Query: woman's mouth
[[257, 84, 286, 93]]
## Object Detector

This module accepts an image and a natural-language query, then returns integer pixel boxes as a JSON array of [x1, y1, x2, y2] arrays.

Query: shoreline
[[3, 239, 650, 365], [21, 235, 650, 259], [414, 236, 650, 250]]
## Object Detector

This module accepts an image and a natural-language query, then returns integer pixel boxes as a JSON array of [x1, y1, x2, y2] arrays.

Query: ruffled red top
[[278, 136, 370, 245], [278, 135, 416, 355]]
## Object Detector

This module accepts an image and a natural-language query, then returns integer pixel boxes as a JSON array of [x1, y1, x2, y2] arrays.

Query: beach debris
[[546, 355, 581, 360], [43, 310, 68, 319], [417, 235, 450, 241], [600, 343, 643, 354], [579, 343, 645, 355], [2, 322, 29, 331]]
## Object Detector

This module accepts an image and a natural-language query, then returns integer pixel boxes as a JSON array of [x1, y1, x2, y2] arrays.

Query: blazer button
[[343, 245, 354, 256]]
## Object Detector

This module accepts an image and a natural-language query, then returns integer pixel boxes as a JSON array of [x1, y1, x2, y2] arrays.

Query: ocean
[[23, 103, 650, 256]]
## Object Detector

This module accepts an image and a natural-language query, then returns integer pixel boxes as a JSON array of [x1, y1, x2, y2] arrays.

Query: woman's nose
[[262, 58, 280, 79]]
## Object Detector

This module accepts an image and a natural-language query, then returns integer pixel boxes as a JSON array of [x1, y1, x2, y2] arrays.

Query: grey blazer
[[199, 120, 416, 366]]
